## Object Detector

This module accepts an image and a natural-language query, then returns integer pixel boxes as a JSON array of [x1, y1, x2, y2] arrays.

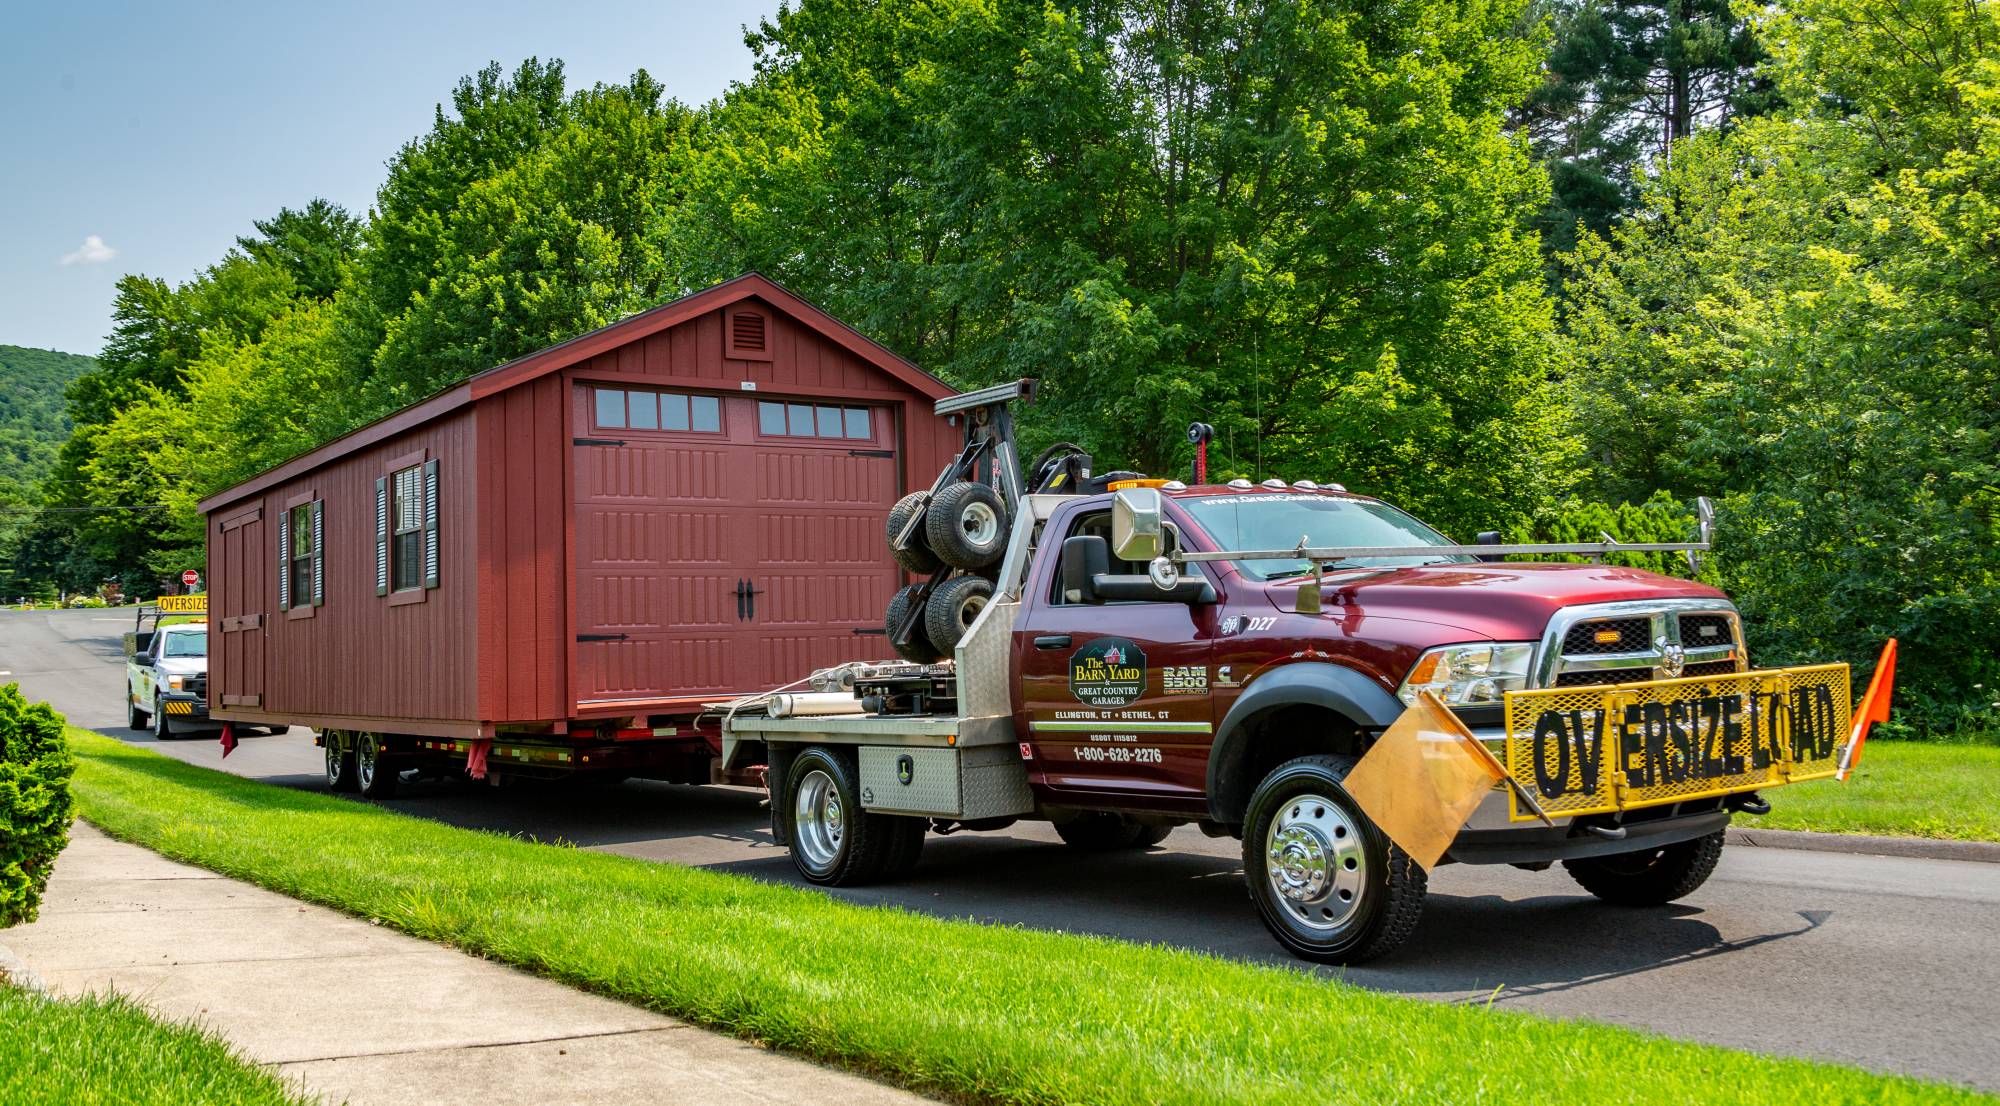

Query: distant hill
[[0, 343, 95, 487]]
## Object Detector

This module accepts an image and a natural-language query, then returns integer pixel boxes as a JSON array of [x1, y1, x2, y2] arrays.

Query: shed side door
[[215, 507, 266, 712]]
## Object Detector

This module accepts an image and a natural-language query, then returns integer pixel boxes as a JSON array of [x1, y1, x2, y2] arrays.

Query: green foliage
[[1561, 0, 2000, 731], [1514, 0, 1773, 257], [0, 686, 74, 928], [0, 345, 96, 596], [1509, 491, 1701, 576], [671, 0, 1574, 536]]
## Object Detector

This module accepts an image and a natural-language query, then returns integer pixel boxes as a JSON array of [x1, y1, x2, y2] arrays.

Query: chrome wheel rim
[[325, 741, 342, 784], [960, 501, 999, 548], [793, 768, 845, 873], [357, 738, 378, 790], [1265, 792, 1367, 931]]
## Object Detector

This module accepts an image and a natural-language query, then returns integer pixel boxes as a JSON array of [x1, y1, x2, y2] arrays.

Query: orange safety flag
[[1837, 639, 1897, 782], [1342, 691, 1512, 870]]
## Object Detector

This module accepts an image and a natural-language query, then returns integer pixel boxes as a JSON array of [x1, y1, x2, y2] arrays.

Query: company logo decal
[[1070, 637, 1148, 707]]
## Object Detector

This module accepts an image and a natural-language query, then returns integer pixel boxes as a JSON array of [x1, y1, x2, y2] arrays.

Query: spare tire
[[884, 583, 944, 663], [885, 492, 942, 575], [926, 481, 1008, 569], [923, 574, 993, 653]]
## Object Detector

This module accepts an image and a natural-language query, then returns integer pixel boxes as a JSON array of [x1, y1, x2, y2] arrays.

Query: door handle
[[1033, 634, 1072, 650], [746, 580, 763, 621]]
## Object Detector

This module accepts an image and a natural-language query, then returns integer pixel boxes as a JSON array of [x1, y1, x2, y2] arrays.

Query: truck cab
[[126, 621, 212, 738]]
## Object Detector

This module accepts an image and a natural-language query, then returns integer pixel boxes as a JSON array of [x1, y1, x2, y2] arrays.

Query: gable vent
[[731, 311, 767, 353]]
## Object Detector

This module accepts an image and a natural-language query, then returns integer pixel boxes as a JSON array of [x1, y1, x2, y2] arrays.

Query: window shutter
[[311, 499, 325, 606], [422, 459, 440, 589], [374, 477, 389, 597], [277, 513, 290, 611]]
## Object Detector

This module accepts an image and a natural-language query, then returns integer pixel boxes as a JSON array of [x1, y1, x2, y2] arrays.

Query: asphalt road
[[6, 606, 1997, 1092]]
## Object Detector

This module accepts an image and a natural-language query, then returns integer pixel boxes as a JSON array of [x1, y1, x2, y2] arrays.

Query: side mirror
[[1475, 531, 1504, 564], [1111, 487, 1165, 562], [1695, 497, 1715, 545]]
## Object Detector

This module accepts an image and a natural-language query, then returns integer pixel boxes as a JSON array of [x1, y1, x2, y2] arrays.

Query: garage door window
[[757, 401, 871, 441], [593, 387, 721, 433]]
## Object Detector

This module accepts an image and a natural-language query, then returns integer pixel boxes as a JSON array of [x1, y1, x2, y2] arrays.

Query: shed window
[[289, 506, 313, 606], [390, 466, 423, 591], [592, 387, 721, 434], [757, 401, 874, 440]]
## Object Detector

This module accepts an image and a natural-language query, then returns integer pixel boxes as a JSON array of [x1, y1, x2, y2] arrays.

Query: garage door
[[571, 384, 903, 706]]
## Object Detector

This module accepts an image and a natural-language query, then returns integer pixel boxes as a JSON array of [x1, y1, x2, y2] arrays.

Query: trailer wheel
[[1563, 830, 1724, 906], [786, 747, 896, 886], [885, 492, 943, 575], [128, 694, 149, 731], [884, 584, 944, 663], [324, 733, 359, 793], [923, 575, 992, 653], [925, 481, 1008, 570], [355, 734, 400, 799], [1243, 755, 1426, 965]]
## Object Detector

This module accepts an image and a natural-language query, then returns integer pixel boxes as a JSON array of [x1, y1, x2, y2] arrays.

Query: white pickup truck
[[126, 621, 211, 739]]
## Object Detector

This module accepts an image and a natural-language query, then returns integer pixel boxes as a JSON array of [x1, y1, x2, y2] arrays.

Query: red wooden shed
[[198, 274, 957, 745]]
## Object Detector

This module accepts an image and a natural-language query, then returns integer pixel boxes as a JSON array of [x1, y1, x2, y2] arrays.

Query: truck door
[[1015, 501, 1217, 807]]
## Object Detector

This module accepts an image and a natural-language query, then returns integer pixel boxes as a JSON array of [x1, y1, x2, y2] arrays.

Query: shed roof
[[198, 273, 952, 513]]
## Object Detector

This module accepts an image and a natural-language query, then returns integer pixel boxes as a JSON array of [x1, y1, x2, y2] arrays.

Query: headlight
[[167, 675, 185, 691], [1397, 643, 1535, 706]]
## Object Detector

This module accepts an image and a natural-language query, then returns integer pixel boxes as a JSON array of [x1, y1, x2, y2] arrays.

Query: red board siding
[[475, 373, 569, 724], [209, 410, 479, 727]]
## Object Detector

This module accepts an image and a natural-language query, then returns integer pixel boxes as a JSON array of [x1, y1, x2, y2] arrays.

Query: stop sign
[[182, 569, 200, 588]]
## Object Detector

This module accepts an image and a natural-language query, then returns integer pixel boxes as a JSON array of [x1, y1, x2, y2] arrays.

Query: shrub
[[1509, 492, 1704, 578], [0, 685, 74, 927]]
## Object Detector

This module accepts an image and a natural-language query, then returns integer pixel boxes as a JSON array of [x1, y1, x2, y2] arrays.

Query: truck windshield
[[1179, 494, 1472, 580], [161, 632, 207, 658]]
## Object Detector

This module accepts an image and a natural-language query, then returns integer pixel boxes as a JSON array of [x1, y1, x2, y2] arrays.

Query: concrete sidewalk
[[0, 823, 926, 1106]]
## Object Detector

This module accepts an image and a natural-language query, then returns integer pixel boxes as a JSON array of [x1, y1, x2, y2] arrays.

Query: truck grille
[[188, 675, 207, 700], [1542, 603, 1744, 688]]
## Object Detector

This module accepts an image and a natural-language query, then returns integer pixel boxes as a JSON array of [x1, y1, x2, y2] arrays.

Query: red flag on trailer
[[1837, 639, 1897, 781], [465, 739, 491, 780], [219, 722, 237, 758]]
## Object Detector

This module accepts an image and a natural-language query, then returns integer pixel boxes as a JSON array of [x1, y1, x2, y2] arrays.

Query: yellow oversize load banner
[[157, 594, 206, 614], [1503, 664, 1851, 822]]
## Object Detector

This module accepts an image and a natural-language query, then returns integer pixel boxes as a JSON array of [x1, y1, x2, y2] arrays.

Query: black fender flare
[[1206, 662, 1404, 825]]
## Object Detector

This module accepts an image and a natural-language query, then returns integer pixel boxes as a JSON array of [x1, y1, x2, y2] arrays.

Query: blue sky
[[1, 0, 778, 357]]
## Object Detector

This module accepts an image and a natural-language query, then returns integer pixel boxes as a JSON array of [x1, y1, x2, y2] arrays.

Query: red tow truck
[[723, 383, 1859, 963]]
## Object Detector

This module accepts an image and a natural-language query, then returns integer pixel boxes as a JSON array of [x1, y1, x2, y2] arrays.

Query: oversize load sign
[[156, 594, 206, 614], [1502, 663, 1851, 821], [1070, 637, 1148, 707]]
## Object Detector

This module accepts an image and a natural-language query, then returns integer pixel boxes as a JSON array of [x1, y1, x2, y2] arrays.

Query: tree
[[1562, 0, 2000, 730], [671, 0, 1574, 535], [236, 199, 364, 301], [1514, 0, 1772, 255]]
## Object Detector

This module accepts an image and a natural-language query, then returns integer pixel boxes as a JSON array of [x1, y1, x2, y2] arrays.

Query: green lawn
[[1746, 741, 2000, 841], [0, 985, 312, 1106], [58, 728, 1990, 1105]]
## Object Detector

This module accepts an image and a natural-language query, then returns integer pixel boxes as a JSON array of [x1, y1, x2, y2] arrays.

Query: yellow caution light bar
[[1105, 479, 1172, 490]]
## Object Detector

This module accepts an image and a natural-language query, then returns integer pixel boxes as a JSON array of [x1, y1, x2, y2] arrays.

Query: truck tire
[[884, 584, 944, 663], [922, 575, 992, 653], [324, 733, 359, 793], [129, 694, 149, 731], [925, 481, 1007, 570], [151, 697, 173, 740], [1563, 830, 1725, 906], [785, 746, 897, 886], [355, 734, 399, 799], [1243, 755, 1427, 965], [1053, 812, 1152, 851], [885, 492, 943, 575]]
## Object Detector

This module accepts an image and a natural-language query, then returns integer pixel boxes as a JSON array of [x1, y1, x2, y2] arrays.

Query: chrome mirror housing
[[1111, 487, 1165, 562]]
